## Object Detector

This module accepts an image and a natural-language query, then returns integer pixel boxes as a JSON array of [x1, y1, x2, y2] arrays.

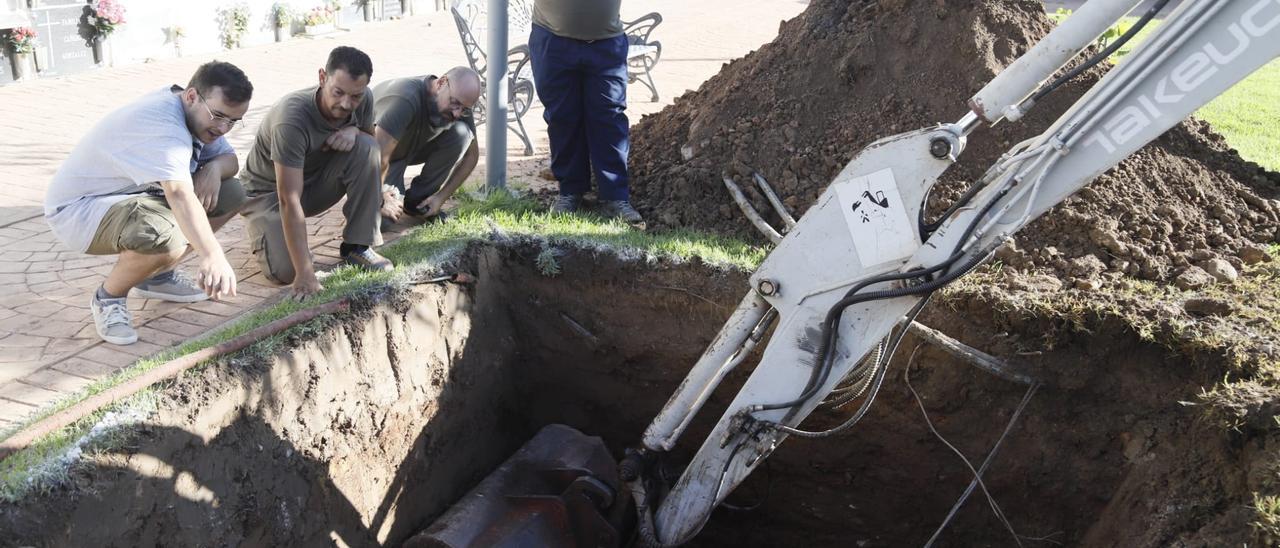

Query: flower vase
[[363, 2, 373, 21], [275, 25, 287, 42], [91, 37, 106, 66], [11, 52, 34, 81]]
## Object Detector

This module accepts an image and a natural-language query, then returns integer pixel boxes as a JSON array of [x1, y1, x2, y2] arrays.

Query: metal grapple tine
[[751, 172, 797, 231], [722, 176, 783, 244]]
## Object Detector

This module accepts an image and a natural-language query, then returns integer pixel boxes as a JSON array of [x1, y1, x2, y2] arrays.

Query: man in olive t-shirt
[[240, 46, 392, 300], [372, 66, 482, 220]]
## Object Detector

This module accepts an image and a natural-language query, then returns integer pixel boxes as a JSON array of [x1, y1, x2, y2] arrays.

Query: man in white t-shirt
[[44, 61, 254, 345]]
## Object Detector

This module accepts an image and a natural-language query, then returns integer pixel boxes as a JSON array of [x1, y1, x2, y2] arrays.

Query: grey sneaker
[[599, 200, 645, 226], [341, 246, 394, 272], [91, 293, 138, 346], [552, 194, 582, 214], [131, 270, 209, 303]]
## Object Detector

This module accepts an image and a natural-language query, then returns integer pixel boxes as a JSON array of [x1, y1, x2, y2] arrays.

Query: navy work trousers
[[529, 24, 631, 201]]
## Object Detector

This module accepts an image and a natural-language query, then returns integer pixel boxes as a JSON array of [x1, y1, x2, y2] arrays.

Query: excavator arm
[[415, 1, 1280, 545], [635, 0, 1280, 544]]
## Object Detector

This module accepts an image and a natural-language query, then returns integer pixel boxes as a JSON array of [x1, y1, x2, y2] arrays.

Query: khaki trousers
[[241, 134, 382, 284]]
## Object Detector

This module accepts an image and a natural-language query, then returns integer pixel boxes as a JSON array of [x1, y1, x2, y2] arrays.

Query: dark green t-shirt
[[372, 75, 476, 163], [243, 85, 375, 193], [532, 0, 623, 41]]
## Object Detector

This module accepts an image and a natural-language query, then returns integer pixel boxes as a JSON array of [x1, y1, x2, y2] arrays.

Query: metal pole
[[485, 0, 508, 190]]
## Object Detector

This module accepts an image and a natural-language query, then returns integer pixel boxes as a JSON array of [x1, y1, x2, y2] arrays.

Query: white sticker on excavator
[[835, 168, 915, 267]]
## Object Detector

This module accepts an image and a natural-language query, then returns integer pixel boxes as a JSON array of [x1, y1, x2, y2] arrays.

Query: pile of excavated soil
[[630, 0, 1280, 283]]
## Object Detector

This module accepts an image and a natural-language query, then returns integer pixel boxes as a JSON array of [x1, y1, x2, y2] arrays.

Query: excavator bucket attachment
[[406, 424, 632, 548]]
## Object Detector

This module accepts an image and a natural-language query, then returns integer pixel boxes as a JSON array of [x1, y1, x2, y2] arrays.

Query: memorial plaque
[[382, 0, 402, 19], [31, 0, 97, 77]]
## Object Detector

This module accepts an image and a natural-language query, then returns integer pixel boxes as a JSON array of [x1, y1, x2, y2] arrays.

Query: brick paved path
[[0, 1, 805, 427]]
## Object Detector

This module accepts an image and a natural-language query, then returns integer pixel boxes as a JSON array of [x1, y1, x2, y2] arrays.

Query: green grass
[[0, 188, 765, 502], [1251, 493, 1280, 543], [1052, 10, 1280, 171], [1195, 59, 1280, 172]]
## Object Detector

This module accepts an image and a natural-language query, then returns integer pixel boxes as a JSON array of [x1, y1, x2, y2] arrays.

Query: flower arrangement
[[217, 3, 251, 49], [6, 27, 38, 54], [303, 5, 336, 26], [88, 0, 127, 39]]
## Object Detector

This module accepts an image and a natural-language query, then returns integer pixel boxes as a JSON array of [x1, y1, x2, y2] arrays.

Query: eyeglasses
[[196, 91, 241, 130], [441, 80, 472, 119]]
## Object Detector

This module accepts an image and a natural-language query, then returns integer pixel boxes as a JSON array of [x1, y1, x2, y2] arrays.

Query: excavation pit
[[0, 243, 1258, 546]]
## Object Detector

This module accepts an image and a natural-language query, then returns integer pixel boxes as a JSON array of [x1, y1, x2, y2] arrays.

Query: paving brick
[[188, 299, 247, 317], [0, 251, 32, 261], [0, 333, 50, 347], [26, 261, 60, 274], [13, 300, 67, 318], [2, 240, 53, 253], [19, 318, 90, 339], [44, 336, 96, 357], [52, 356, 126, 379], [0, 359, 45, 385], [75, 343, 145, 367], [0, 397, 37, 424], [145, 317, 207, 338], [135, 326, 188, 347], [165, 309, 230, 328], [21, 368, 94, 393], [0, 381, 66, 407], [108, 338, 170, 358], [236, 279, 283, 298], [23, 271, 62, 284], [0, 347, 43, 364]]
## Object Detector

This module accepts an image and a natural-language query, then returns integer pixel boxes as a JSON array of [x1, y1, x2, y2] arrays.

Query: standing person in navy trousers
[[529, 0, 644, 227]]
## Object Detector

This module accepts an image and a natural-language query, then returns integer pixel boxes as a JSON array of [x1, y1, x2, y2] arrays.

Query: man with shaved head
[[373, 66, 482, 221]]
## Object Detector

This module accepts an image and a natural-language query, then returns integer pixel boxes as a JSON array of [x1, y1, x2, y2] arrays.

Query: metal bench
[[622, 12, 662, 102], [449, 1, 664, 155], [450, 0, 538, 155]]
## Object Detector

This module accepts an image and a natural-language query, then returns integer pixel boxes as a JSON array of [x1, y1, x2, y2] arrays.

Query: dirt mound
[[630, 0, 1280, 282]]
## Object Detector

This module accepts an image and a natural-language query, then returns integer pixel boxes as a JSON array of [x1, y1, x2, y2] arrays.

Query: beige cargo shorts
[[85, 177, 246, 255]]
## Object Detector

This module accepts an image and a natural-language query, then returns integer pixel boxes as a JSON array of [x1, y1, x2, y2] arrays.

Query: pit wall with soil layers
[[1, 234, 1277, 547]]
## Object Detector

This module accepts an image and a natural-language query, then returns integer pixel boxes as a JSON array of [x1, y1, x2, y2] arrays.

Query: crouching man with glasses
[[44, 61, 253, 345], [373, 66, 482, 224]]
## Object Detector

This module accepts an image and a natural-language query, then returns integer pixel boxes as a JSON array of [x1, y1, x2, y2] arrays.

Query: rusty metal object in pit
[[405, 424, 632, 548]]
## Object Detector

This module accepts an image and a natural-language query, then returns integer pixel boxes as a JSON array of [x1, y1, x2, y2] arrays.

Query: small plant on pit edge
[[217, 3, 252, 49], [5, 27, 38, 54], [536, 246, 562, 277], [271, 2, 292, 28]]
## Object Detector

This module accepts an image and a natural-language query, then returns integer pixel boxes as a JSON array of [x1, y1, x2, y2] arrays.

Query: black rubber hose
[[1026, 0, 1172, 107]]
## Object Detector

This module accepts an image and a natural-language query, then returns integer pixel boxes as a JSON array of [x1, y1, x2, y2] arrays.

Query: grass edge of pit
[[0, 187, 767, 503]]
